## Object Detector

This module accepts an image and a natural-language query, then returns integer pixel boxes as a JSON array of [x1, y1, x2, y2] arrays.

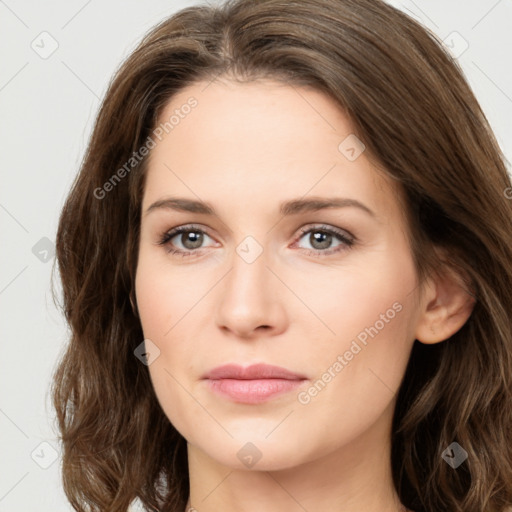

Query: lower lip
[[205, 378, 305, 404]]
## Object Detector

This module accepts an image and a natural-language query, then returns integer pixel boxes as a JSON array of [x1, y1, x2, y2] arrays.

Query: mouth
[[202, 363, 308, 404]]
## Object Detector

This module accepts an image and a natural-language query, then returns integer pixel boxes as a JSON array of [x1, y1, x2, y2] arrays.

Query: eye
[[157, 223, 355, 258], [293, 224, 355, 257], [157, 225, 216, 257]]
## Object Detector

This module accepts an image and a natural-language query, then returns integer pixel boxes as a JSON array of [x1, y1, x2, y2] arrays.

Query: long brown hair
[[50, 0, 512, 510]]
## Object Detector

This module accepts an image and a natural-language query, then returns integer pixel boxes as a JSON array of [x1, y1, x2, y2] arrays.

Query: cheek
[[134, 245, 185, 338], [134, 251, 204, 402], [135, 265, 170, 338], [135, 242, 217, 330], [292, 282, 414, 452], [300, 252, 416, 410], [299, 251, 415, 345], [300, 245, 412, 353], [134, 258, 197, 437]]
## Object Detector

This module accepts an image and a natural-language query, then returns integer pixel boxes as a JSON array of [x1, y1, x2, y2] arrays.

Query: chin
[[192, 432, 320, 473]]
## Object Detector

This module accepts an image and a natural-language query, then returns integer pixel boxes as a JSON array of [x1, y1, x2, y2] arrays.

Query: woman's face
[[135, 78, 423, 471]]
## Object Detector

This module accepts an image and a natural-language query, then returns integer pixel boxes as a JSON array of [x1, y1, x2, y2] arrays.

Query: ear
[[415, 261, 476, 344]]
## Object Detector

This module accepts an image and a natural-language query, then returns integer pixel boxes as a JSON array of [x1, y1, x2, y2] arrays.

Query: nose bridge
[[215, 233, 285, 336], [225, 235, 272, 308]]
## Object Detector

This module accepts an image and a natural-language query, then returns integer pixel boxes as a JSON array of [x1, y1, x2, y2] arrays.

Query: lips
[[202, 363, 307, 404], [202, 363, 307, 381]]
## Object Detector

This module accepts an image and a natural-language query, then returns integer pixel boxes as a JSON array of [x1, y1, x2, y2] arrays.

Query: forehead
[[142, 78, 406, 226]]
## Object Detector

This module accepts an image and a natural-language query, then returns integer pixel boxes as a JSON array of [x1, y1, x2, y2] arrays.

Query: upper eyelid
[[297, 224, 354, 240]]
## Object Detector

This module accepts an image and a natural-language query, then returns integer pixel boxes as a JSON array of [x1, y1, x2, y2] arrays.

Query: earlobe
[[414, 265, 476, 344]]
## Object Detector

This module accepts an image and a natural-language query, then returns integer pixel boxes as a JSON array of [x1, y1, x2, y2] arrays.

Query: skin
[[134, 78, 474, 512]]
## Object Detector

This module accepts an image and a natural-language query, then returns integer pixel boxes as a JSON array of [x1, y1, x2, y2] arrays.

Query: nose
[[215, 244, 287, 339]]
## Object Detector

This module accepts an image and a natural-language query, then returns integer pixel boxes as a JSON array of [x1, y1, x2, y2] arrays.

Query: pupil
[[183, 231, 203, 249], [311, 231, 331, 250]]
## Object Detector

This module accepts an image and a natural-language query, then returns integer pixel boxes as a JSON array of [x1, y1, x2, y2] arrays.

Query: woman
[[51, 0, 512, 511]]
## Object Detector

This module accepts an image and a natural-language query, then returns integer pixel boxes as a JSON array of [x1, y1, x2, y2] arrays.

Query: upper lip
[[202, 363, 307, 380]]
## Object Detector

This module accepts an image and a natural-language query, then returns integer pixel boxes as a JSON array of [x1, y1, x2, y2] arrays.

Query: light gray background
[[1, 0, 511, 510]]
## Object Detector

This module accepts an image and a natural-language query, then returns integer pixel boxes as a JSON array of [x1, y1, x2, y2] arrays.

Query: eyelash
[[156, 224, 355, 258]]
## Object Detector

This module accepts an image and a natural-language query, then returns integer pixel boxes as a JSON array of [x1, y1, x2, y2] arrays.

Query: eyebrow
[[144, 196, 376, 218]]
